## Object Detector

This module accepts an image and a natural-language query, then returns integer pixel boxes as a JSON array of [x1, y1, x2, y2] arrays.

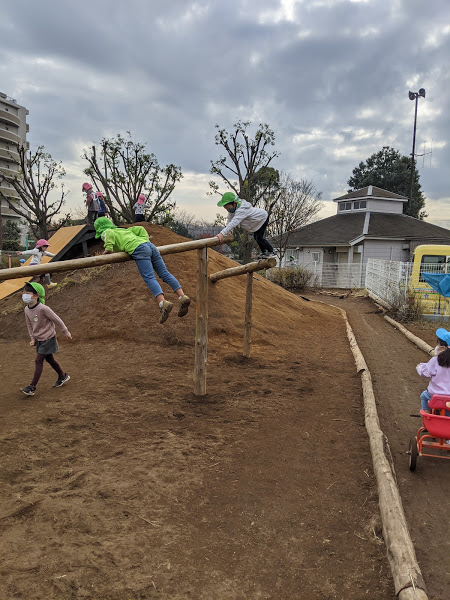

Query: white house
[[272, 186, 450, 288]]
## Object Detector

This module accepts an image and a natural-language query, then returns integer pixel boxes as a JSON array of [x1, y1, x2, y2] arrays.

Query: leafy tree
[[209, 121, 280, 261], [209, 121, 280, 202], [347, 146, 426, 219], [82, 133, 182, 224], [1, 219, 21, 251], [0, 144, 67, 239], [269, 173, 323, 263]]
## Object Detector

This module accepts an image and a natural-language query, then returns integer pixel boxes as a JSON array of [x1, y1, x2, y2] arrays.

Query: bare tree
[[209, 121, 280, 261], [269, 173, 323, 263], [0, 144, 67, 240], [82, 133, 182, 224]]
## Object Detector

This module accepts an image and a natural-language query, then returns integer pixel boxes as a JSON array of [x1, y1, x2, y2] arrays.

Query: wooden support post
[[243, 272, 253, 357], [194, 247, 208, 396], [209, 257, 276, 283]]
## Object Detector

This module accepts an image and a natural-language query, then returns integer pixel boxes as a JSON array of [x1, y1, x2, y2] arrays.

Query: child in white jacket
[[216, 192, 275, 259], [17, 239, 57, 288]]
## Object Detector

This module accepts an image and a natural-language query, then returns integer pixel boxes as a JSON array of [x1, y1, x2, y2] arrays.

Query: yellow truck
[[410, 244, 450, 317]]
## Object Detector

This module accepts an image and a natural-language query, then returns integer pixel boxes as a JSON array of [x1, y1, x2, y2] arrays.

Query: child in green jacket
[[94, 217, 190, 323]]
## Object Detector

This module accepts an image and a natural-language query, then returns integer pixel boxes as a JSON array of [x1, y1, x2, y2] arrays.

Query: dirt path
[[303, 292, 450, 600]]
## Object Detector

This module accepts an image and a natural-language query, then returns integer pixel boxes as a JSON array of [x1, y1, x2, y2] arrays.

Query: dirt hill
[[0, 224, 393, 599]]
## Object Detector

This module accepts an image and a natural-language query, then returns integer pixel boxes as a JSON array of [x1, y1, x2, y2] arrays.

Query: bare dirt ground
[[0, 225, 415, 599], [303, 291, 450, 600]]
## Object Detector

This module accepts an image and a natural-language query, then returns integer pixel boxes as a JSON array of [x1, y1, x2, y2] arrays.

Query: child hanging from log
[[94, 217, 190, 324]]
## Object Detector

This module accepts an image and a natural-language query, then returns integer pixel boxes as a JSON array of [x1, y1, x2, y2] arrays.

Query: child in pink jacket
[[416, 327, 450, 416], [21, 282, 72, 396]]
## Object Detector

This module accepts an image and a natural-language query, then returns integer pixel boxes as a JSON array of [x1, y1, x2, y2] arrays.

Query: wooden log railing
[[0, 235, 233, 282], [209, 257, 276, 283]]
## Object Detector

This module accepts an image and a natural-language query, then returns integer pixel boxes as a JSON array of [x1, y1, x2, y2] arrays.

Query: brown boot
[[178, 295, 191, 317], [159, 299, 173, 324]]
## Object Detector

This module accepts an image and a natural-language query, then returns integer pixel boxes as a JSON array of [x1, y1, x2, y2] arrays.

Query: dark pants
[[31, 353, 65, 387], [253, 217, 274, 253], [87, 211, 98, 224], [134, 214, 145, 222]]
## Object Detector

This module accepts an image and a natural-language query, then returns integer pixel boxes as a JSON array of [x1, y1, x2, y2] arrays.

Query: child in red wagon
[[416, 327, 450, 422], [21, 282, 72, 396]]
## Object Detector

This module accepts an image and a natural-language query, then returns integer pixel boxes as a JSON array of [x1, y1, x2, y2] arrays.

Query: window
[[353, 200, 367, 209], [419, 254, 449, 282], [339, 201, 351, 211], [312, 252, 320, 262]]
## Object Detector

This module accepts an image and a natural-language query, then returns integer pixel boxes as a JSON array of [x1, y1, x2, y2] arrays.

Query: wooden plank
[[0, 225, 87, 300], [194, 247, 208, 396]]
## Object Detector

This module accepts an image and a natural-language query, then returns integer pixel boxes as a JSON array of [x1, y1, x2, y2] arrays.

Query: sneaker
[[55, 373, 70, 388], [21, 385, 36, 396], [159, 299, 173, 324], [178, 295, 191, 318], [47, 282, 58, 288], [257, 252, 269, 260]]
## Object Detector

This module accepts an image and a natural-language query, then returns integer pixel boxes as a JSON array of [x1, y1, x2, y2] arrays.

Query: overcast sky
[[1, 0, 449, 226]]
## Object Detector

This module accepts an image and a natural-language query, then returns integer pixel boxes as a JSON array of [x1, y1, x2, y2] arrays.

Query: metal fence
[[287, 261, 367, 288]]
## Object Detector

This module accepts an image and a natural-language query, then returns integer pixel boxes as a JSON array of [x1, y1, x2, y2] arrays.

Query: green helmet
[[29, 282, 46, 304], [94, 216, 116, 238], [217, 192, 239, 207]]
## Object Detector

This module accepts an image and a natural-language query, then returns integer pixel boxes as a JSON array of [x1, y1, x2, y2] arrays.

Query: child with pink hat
[[132, 194, 151, 222], [82, 182, 100, 224], [17, 239, 57, 288]]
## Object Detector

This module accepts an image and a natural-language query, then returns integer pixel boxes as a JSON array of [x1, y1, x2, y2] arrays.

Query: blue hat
[[436, 328, 450, 345]]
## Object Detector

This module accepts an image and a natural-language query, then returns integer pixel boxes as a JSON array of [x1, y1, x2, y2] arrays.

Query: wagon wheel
[[408, 438, 418, 471]]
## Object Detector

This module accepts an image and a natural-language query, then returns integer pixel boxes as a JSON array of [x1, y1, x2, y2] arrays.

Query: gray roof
[[333, 186, 407, 202], [272, 212, 450, 247]]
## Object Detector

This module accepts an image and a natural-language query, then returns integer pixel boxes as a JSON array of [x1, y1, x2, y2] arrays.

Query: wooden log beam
[[0, 235, 233, 282], [243, 272, 253, 358], [384, 315, 434, 356], [209, 257, 276, 283], [194, 247, 208, 396]]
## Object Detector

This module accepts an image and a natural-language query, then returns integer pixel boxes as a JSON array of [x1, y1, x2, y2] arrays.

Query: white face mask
[[22, 293, 34, 304]]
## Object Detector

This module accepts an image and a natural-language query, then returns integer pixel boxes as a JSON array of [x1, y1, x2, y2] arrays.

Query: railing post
[[243, 272, 253, 357], [194, 247, 208, 396]]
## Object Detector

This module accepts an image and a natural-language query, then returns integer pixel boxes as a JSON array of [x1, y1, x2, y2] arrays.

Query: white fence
[[365, 259, 410, 306], [365, 258, 450, 315], [285, 261, 366, 288]]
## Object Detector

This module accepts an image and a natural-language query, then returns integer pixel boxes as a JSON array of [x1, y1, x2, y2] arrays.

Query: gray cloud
[[1, 0, 449, 220]]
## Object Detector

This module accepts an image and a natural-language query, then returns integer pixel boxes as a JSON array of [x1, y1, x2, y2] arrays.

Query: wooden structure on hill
[[0, 234, 276, 396]]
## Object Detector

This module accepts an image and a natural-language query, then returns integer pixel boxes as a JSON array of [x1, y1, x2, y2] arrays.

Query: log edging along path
[[310, 299, 429, 600], [383, 315, 434, 357]]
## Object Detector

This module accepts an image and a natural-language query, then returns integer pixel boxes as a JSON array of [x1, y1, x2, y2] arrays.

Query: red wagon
[[409, 394, 450, 471]]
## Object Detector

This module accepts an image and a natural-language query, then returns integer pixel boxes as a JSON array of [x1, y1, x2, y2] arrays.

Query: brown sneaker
[[178, 295, 191, 317], [159, 299, 173, 324]]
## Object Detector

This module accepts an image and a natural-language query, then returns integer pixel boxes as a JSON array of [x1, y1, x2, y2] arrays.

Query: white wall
[[362, 239, 407, 262], [366, 199, 404, 214]]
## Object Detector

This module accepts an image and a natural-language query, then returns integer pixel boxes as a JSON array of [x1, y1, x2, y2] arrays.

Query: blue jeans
[[420, 389, 450, 415], [131, 242, 181, 298]]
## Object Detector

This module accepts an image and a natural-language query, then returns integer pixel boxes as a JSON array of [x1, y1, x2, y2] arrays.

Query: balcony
[[0, 109, 20, 127], [0, 129, 20, 144], [0, 147, 20, 163]]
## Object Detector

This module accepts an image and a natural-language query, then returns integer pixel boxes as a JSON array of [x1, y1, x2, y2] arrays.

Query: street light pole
[[408, 88, 425, 216]]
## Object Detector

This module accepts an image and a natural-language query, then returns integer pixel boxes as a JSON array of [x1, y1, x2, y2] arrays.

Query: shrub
[[266, 266, 317, 291]]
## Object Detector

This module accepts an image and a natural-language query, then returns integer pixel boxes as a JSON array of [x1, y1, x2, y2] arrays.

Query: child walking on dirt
[[216, 192, 276, 259], [17, 239, 57, 288], [416, 327, 450, 416], [21, 282, 71, 396], [94, 217, 191, 324]]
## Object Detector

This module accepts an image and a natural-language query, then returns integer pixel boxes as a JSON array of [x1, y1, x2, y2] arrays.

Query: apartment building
[[0, 91, 29, 246]]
